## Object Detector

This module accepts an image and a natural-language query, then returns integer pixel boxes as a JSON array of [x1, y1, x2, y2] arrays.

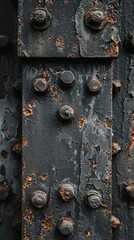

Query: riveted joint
[[29, 8, 52, 31], [57, 217, 74, 236], [59, 183, 75, 202], [31, 190, 48, 208], [84, 8, 107, 30], [85, 190, 102, 209]]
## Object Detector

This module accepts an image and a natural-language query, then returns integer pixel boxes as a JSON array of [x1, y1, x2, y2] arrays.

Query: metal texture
[[18, 0, 120, 58], [22, 60, 112, 239]]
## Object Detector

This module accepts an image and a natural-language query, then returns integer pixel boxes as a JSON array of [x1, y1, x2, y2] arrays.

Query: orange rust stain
[[127, 113, 134, 160], [41, 218, 54, 230], [40, 173, 49, 181], [92, 163, 98, 169], [43, 69, 51, 82], [23, 175, 33, 190], [23, 235, 30, 240], [104, 117, 112, 129], [23, 208, 34, 225], [50, 85, 60, 100], [108, 43, 119, 57], [85, 230, 91, 238], [106, 16, 117, 24], [60, 187, 70, 202], [67, 54, 76, 58], [111, 215, 120, 228], [56, 37, 64, 48], [23, 101, 37, 117], [22, 137, 28, 147], [78, 116, 86, 129]]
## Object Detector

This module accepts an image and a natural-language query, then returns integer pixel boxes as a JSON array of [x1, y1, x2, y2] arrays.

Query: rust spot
[[112, 142, 121, 155], [23, 208, 34, 225], [104, 117, 112, 129], [78, 116, 86, 129], [56, 37, 64, 48], [67, 54, 76, 58], [40, 173, 49, 181], [106, 16, 117, 24], [23, 175, 33, 190], [111, 215, 120, 228], [12, 142, 22, 154], [22, 137, 28, 148], [92, 163, 98, 169], [23, 101, 37, 117], [127, 113, 134, 160], [108, 43, 119, 57], [41, 218, 53, 230], [43, 69, 51, 82], [50, 85, 60, 100], [85, 229, 91, 238]]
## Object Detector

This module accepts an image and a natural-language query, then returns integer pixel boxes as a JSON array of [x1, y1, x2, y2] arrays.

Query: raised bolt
[[0, 35, 10, 52], [125, 185, 134, 201], [87, 77, 102, 94], [59, 105, 74, 122], [59, 71, 75, 88], [124, 31, 134, 52], [112, 142, 121, 155], [31, 190, 48, 208], [113, 80, 121, 94], [111, 215, 121, 228], [33, 78, 48, 94], [57, 218, 74, 236], [84, 8, 106, 30], [60, 183, 75, 202], [0, 182, 10, 200], [85, 190, 102, 209], [29, 8, 52, 31]]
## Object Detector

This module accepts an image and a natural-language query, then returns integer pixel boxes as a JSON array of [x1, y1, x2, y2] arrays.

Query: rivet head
[[0, 182, 10, 200], [31, 190, 48, 208], [84, 8, 106, 30], [125, 185, 134, 201], [0, 35, 10, 52], [113, 80, 121, 94], [87, 77, 101, 94], [85, 190, 102, 209], [33, 78, 48, 94], [29, 8, 52, 31], [60, 184, 75, 202], [59, 71, 75, 88], [57, 218, 74, 236], [59, 105, 74, 122]]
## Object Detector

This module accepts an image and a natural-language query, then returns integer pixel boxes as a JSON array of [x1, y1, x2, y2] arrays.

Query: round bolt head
[[33, 78, 48, 94], [85, 190, 102, 209], [57, 218, 74, 236], [87, 77, 102, 94], [29, 8, 52, 31], [84, 8, 106, 30], [31, 190, 48, 208], [60, 184, 75, 202], [59, 105, 74, 122], [0, 182, 10, 200], [59, 71, 75, 88]]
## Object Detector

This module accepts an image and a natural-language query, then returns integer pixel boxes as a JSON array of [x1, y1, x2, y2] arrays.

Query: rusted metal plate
[[22, 59, 112, 239], [18, 0, 120, 58]]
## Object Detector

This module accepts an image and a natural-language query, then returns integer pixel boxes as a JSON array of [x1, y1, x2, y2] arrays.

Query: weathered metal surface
[[0, 0, 21, 239], [18, 0, 120, 58], [22, 60, 112, 239]]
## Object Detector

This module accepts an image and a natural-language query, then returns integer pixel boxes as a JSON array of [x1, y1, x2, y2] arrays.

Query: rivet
[[59, 105, 74, 122], [84, 8, 106, 30], [59, 183, 75, 202], [87, 77, 101, 94], [57, 218, 74, 236], [33, 78, 48, 94], [29, 8, 52, 31], [59, 70, 75, 88], [31, 190, 48, 208], [85, 190, 102, 209]]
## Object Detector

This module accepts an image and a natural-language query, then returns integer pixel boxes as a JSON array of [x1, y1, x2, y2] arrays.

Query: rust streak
[[78, 116, 86, 129], [23, 101, 37, 117]]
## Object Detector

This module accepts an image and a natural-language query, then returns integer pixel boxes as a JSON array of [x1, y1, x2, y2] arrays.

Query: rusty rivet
[[12, 142, 22, 155], [87, 77, 102, 94], [111, 215, 121, 228], [33, 78, 48, 94], [59, 71, 75, 88], [113, 80, 121, 94], [0, 182, 10, 200], [59, 105, 74, 122], [84, 8, 106, 30], [124, 31, 134, 52], [29, 8, 52, 31], [112, 142, 121, 155], [59, 184, 75, 202], [57, 218, 74, 236], [125, 185, 134, 201], [85, 190, 102, 209], [31, 190, 48, 208], [0, 35, 10, 52]]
